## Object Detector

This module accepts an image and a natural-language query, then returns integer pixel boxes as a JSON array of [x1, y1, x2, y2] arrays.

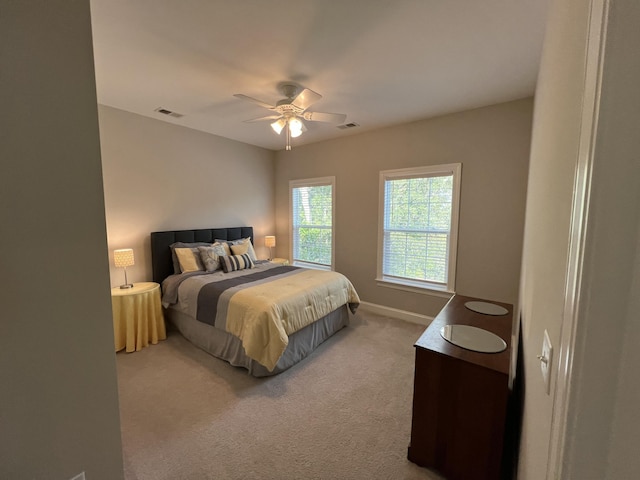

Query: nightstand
[[270, 257, 290, 266], [111, 282, 166, 352]]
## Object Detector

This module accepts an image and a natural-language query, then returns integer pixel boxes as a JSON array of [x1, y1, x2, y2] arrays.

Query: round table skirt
[[111, 282, 166, 352]]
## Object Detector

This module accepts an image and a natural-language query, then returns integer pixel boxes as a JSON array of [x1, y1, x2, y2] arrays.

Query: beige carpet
[[116, 311, 444, 480]]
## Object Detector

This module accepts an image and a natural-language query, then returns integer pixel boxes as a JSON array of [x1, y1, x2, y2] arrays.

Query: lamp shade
[[114, 248, 135, 268], [271, 118, 286, 135], [264, 236, 276, 248]]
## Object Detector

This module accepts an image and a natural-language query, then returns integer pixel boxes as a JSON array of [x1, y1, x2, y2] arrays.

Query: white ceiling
[[90, 0, 549, 151]]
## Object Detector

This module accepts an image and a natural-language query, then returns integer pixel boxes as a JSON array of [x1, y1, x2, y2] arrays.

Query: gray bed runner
[[196, 265, 298, 327]]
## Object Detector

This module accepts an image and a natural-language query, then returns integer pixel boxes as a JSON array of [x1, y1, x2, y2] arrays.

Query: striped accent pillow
[[219, 253, 255, 273]]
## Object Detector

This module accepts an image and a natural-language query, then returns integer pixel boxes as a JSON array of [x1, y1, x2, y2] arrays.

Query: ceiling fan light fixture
[[235, 84, 345, 151], [271, 118, 286, 135], [288, 117, 303, 138]]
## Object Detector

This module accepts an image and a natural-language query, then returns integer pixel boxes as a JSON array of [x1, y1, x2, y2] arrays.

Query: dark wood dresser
[[408, 294, 513, 480]]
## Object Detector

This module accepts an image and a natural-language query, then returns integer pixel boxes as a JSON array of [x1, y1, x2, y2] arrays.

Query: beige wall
[[517, 0, 591, 476], [518, 0, 640, 478], [98, 106, 275, 286], [275, 99, 532, 318], [0, 2, 124, 479]]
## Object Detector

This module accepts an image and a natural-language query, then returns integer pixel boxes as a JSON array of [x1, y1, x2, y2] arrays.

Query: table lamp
[[264, 236, 276, 260], [114, 248, 134, 289]]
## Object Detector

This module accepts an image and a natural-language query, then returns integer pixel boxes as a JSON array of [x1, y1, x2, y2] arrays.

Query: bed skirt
[[165, 304, 350, 377]]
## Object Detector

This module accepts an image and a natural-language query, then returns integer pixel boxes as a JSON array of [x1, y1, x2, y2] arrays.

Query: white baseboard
[[358, 301, 433, 326]]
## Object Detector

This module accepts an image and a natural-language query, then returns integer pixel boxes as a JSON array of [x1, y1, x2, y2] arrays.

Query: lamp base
[[119, 284, 134, 289]]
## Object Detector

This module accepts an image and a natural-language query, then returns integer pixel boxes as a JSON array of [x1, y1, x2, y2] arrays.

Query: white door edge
[[545, 0, 610, 478]]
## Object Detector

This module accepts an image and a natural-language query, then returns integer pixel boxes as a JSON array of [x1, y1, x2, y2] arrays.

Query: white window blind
[[378, 164, 461, 292], [291, 177, 334, 268]]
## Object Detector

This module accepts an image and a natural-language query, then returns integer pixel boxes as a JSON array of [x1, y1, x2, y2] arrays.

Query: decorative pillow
[[174, 247, 204, 273], [214, 239, 232, 256], [170, 242, 210, 274], [198, 243, 227, 272], [230, 242, 249, 256], [223, 237, 257, 261], [219, 254, 255, 273]]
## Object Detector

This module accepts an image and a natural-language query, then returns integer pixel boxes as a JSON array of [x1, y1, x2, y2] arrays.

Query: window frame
[[289, 176, 336, 271], [376, 163, 462, 294]]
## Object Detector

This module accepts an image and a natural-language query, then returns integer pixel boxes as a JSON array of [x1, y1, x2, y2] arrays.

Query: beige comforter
[[225, 269, 359, 370], [163, 263, 360, 371]]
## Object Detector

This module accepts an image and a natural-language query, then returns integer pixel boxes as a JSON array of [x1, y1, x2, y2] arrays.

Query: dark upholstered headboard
[[150, 226, 254, 284]]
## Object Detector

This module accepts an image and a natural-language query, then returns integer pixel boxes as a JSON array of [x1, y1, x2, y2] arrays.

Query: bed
[[150, 226, 360, 376]]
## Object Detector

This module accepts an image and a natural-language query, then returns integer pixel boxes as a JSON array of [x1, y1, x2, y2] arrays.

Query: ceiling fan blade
[[302, 111, 347, 124], [290, 88, 322, 111], [233, 94, 276, 110], [243, 114, 283, 123]]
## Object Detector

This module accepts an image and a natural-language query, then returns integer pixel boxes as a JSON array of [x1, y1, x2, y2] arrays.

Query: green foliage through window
[[383, 174, 453, 284], [292, 182, 333, 266]]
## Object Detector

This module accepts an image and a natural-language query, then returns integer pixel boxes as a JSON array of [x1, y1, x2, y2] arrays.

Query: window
[[290, 176, 335, 270], [378, 164, 461, 293]]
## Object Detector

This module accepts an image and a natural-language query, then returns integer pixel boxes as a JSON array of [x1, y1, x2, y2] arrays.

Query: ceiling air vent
[[337, 122, 359, 130], [154, 107, 184, 118]]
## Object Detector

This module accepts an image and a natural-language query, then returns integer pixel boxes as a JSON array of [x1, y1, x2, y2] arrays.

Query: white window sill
[[375, 277, 454, 298]]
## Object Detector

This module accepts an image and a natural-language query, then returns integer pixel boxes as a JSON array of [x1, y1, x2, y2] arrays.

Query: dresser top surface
[[415, 294, 513, 375]]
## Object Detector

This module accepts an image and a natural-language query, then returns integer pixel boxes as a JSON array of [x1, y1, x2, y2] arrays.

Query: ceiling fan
[[234, 84, 346, 150]]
